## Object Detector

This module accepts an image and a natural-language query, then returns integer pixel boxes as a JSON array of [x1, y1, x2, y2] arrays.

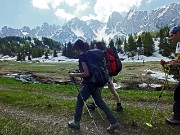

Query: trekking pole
[[90, 95, 105, 121], [69, 71, 105, 121], [72, 78, 101, 134], [146, 65, 170, 128]]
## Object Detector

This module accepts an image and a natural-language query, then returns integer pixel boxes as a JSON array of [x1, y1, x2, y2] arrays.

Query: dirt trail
[[0, 63, 175, 134], [0, 97, 172, 135]]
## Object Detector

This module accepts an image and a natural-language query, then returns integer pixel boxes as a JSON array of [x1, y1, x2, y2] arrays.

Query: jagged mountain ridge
[[0, 3, 180, 43], [52, 17, 97, 43]]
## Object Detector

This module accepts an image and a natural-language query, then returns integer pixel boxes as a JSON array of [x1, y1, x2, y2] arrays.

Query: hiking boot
[[113, 103, 123, 112], [68, 119, 80, 129], [107, 123, 121, 133], [87, 103, 96, 111], [165, 117, 180, 125]]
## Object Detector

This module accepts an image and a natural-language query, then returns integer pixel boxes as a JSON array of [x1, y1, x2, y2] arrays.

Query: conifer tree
[[66, 42, 74, 58], [127, 34, 136, 57], [142, 32, 154, 56], [28, 54, 31, 61], [115, 38, 123, 52], [136, 36, 143, 55], [101, 38, 106, 50], [17, 52, 22, 61], [53, 50, 58, 57], [62, 42, 67, 56], [158, 26, 176, 57], [124, 38, 128, 53], [45, 51, 49, 59], [31, 46, 43, 58], [90, 40, 97, 49], [109, 39, 114, 48], [136, 36, 142, 48]]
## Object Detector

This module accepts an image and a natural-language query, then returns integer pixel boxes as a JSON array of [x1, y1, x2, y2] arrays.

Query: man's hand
[[168, 60, 177, 66], [160, 59, 166, 65], [69, 73, 76, 79]]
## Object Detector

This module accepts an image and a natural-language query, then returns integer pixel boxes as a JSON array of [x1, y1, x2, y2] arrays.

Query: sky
[[0, 0, 179, 29]]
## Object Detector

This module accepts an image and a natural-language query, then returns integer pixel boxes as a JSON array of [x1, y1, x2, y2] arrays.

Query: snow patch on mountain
[[72, 28, 84, 37]]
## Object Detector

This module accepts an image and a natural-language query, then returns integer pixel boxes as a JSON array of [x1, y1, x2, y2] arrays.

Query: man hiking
[[160, 25, 180, 125], [68, 39, 120, 133], [87, 41, 123, 112]]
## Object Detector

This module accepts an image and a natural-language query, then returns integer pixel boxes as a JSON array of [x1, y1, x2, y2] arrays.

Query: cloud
[[63, 0, 81, 7], [51, 0, 80, 8], [53, 0, 89, 21], [55, 9, 75, 20], [81, 14, 97, 21], [32, 0, 81, 9], [51, 0, 63, 9], [32, 0, 143, 22], [146, 0, 155, 4], [32, 0, 50, 9], [32, 0, 82, 21], [76, 2, 89, 13], [93, 0, 142, 22]]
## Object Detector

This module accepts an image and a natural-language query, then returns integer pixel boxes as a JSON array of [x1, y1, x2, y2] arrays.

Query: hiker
[[68, 39, 120, 132], [87, 41, 123, 112], [161, 25, 180, 125]]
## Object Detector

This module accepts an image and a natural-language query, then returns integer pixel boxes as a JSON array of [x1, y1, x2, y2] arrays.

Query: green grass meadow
[[0, 61, 179, 135]]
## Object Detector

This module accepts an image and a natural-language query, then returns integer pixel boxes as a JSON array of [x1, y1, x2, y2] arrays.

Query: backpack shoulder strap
[[105, 48, 114, 56]]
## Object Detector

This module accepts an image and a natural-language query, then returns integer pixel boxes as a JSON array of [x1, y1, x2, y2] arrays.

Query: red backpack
[[104, 48, 122, 76]]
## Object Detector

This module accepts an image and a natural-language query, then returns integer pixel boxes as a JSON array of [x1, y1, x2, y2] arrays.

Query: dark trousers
[[74, 84, 117, 125], [173, 81, 180, 120]]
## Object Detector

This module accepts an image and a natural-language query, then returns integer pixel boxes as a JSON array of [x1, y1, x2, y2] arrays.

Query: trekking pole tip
[[146, 122, 153, 127]]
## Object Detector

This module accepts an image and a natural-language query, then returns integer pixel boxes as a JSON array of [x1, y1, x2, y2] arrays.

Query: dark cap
[[169, 25, 180, 34]]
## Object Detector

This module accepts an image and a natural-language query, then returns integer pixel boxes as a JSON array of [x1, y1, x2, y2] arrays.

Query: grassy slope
[[0, 61, 179, 135]]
